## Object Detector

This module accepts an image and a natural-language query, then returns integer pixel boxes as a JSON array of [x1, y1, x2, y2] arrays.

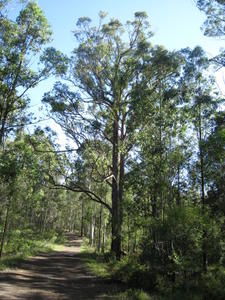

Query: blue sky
[[34, 0, 223, 56], [18, 0, 224, 141]]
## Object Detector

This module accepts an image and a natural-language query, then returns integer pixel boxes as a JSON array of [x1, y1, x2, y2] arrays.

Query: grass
[[115, 289, 153, 300], [79, 240, 204, 300], [0, 237, 65, 270], [0, 255, 26, 269], [80, 239, 153, 300], [79, 239, 111, 278]]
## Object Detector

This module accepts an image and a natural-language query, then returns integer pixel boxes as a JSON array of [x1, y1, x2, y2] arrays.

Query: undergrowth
[[80, 238, 225, 300], [80, 238, 152, 300], [80, 238, 111, 278], [0, 230, 66, 270]]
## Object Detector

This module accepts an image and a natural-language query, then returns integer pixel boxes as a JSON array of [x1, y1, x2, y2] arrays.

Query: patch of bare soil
[[0, 234, 124, 299]]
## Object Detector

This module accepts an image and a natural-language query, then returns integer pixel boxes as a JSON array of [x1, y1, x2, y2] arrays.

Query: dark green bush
[[201, 267, 225, 300]]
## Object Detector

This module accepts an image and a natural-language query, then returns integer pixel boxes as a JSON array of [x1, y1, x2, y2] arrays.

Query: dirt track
[[0, 234, 123, 299]]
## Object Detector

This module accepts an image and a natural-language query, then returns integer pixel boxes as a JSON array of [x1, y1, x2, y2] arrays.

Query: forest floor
[[0, 234, 125, 300]]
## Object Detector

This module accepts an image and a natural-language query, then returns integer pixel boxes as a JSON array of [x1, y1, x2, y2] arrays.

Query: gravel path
[[0, 234, 123, 299]]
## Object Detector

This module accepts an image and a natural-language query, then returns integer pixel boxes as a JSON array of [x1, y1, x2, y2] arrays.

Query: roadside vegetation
[[0, 230, 65, 270], [81, 237, 225, 300]]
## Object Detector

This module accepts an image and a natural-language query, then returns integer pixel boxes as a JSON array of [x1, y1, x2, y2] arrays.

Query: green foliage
[[0, 1, 66, 144], [116, 289, 152, 300], [140, 205, 224, 296], [40, 47, 69, 76], [0, 7, 224, 300], [0, 229, 65, 270], [196, 0, 225, 67], [0, 255, 26, 270], [3, 229, 64, 255], [142, 206, 203, 271], [80, 239, 111, 278], [201, 267, 225, 300], [196, 0, 225, 37], [80, 243, 153, 299], [111, 256, 145, 285]]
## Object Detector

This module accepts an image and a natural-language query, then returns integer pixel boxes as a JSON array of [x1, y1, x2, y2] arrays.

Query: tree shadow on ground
[[0, 235, 125, 300]]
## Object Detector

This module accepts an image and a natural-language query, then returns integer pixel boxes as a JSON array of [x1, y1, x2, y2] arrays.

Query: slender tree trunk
[[102, 219, 106, 253], [159, 95, 164, 220], [118, 151, 125, 252], [133, 229, 137, 253], [152, 188, 157, 217], [41, 206, 48, 234], [177, 163, 181, 206], [80, 198, 84, 237], [90, 214, 95, 247], [69, 205, 73, 232], [198, 105, 207, 273], [127, 213, 130, 253], [111, 118, 121, 259], [0, 204, 10, 259], [98, 204, 102, 253], [0, 119, 6, 146], [73, 214, 76, 233]]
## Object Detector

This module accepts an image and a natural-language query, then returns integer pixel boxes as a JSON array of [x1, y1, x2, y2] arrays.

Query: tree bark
[[198, 105, 207, 273], [97, 204, 102, 253], [90, 214, 95, 247], [0, 204, 10, 259], [177, 163, 181, 206], [111, 118, 121, 259], [80, 198, 84, 237], [102, 220, 106, 253]]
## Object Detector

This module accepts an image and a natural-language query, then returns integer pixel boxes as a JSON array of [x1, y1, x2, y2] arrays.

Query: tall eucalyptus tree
[[43, 11, 155, 258], [0, 1, 67, 145], [196, 0, 225, 67]]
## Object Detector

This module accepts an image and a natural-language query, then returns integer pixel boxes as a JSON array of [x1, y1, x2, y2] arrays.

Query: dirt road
[[0, 235, 123, 299]]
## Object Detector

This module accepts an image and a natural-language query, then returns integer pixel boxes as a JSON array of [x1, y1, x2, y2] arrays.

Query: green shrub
[[201, 266, 225, 300], [117, 289, 152, 300], [110, 255, 157, 291], [141, 206, 204, 272], [111, 256, 142, 283], [0, 255, 25, 270]]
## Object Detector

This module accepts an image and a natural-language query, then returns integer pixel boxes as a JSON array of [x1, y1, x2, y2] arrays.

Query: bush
[[201, 267, 225, 300], [111, 256, 142, 283], [111, 255, 157, 291], [141, 206, 223, 280], [141, 206, 204, 273], [117, 289, 152, 300]]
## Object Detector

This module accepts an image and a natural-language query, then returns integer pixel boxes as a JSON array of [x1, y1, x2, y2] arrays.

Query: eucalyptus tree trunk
[[111, 109, 126, 259], [80, 199, 84, 237], [199, 107, 205, 209], [111, 118, 121, 258], [102, 220, 106, 253], [0, 204, 10, 259], [177, 163, 181, 206], [0, 125, 5, 146], [97, 204, 102, 253], [159, 94, 163, 219], [198, 105, 207, 273], [90, 214, 95, 247]]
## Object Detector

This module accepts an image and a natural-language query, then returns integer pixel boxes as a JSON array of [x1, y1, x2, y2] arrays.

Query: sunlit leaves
[[40, 47, 69, 76], [197, 0, 225, 37], [0, 1, 55, 143], [16, 1, 52, 48]]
